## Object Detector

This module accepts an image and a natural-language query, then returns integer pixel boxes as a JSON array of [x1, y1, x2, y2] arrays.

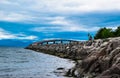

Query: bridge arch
[[32, 39, 79, 46]]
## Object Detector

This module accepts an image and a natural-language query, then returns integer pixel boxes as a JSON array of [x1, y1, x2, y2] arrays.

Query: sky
[[0, 0, 120, 47]]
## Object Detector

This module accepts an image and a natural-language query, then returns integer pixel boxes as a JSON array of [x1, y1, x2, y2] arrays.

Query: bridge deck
[[32, 39, 79, 45]]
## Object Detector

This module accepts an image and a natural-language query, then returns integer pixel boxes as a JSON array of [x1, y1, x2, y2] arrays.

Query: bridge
[[32, 39, 80, 46]]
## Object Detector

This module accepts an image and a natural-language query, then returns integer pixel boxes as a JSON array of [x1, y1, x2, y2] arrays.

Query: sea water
[[0, 47, 74, 78]]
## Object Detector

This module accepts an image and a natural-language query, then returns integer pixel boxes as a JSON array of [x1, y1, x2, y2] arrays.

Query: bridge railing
[[32, 39, 79, 46]]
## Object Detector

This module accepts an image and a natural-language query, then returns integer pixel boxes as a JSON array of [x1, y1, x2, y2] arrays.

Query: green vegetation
[[94, 26, 120, 39]]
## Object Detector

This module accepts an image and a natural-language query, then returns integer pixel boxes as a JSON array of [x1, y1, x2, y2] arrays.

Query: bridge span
[[32, 39, 80, 46]]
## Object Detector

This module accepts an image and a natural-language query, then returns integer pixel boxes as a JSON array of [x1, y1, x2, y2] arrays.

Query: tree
[[94, 27, 114, 39], [114, 26, 120, 36]]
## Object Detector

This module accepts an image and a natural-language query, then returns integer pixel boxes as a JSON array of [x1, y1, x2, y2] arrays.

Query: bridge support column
[[40, 43, 43, 45], [61, 41, 63, 44], [53, 41, 55, 44]]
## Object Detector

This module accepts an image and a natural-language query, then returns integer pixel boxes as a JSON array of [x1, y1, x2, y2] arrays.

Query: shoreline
[[26, 37, 120, 78], [26, 49, 76, 78]]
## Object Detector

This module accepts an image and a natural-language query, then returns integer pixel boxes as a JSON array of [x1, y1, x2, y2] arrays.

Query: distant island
[[26, 26, 120, 78]]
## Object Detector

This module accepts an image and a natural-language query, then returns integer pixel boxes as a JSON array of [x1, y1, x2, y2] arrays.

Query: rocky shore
[[26, 37, 120, 78]]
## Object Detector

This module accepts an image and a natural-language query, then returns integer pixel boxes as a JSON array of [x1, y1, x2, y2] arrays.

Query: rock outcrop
[[26, 41, 89, 60], [26, 37, 120, 78]]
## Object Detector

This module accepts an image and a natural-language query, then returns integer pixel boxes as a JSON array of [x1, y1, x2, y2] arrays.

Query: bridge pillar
[[61, 41, 63, 44], [40, 43, 43, 45], [46, 42, 48, 44], [53, 41, 55, 44]]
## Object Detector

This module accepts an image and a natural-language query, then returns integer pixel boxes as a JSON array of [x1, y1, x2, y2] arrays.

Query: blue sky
[[0, 0, 120, 47]]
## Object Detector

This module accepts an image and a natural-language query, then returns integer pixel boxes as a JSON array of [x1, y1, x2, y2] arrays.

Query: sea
[[0, 47, 74, 78]]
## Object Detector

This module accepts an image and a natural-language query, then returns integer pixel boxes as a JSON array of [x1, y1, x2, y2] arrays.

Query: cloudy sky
[[0, 0, 120, 46]]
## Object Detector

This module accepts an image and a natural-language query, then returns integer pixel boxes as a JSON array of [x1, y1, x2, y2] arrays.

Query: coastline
[[26, 37, 120, 78]]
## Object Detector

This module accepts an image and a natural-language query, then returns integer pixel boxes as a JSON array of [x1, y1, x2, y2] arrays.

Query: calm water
[[0, 47, 74, 78]]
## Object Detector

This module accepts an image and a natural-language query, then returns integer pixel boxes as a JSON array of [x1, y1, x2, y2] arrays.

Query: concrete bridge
[[32, 39, 80, 46]]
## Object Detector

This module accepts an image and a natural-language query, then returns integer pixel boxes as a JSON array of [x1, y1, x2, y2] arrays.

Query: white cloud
[[16, 36, 38, 40], [63, 25, 99, 32], [27, 0, 120, 14], [0, 0, 14, 4], [31, 16, 100, 32], [0, 0, 19, 6], [0, 0, 120, 33], [106, 26, 118, 30], [1, 0, 120, 22], [0, 11, 37, 22], [48, 16, 70, 26], [0, 28, 16, 39], [0, 28, 38, 40]]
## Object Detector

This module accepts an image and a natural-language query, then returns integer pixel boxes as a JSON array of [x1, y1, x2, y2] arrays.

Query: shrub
[[94, 27, 114, 39], [94, 26, 120, 39]]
